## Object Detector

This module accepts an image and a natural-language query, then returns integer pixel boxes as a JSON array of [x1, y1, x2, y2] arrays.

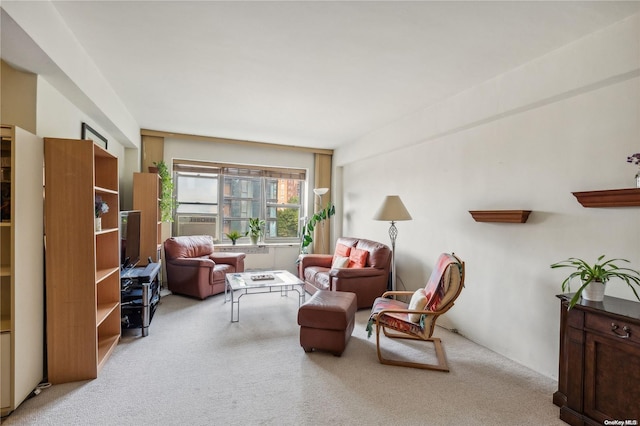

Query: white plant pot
[[581, 281, 606, 302], [95, 217, 102, 232]]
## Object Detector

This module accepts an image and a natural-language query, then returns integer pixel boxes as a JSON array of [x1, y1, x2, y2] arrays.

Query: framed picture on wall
[[81, 122, 108, 149]]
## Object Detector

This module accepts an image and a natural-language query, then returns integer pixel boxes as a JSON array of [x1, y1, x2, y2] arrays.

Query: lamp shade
[[313, 187, 329, 196], [373, 195, 412, 221]]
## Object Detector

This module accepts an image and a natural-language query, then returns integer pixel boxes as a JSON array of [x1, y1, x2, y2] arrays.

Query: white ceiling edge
[[1, 2, 140, 148]]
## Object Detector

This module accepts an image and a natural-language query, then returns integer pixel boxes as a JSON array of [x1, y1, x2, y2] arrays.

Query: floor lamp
[[313, 187, 329, 253], [373, 195, 412, 292]]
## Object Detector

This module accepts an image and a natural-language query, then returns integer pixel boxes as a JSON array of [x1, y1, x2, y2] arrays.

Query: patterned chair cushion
[[366, 297, 424, 338], [424, 253, 462, 311]]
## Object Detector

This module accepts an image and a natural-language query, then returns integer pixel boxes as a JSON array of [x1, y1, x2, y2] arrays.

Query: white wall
[[36, 77, 131, 204], [4, 1, 142, 207], [334, 14, 640, 379], [2, 1, 140, 149]]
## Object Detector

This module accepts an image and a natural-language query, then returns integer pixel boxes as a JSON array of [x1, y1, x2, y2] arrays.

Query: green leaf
[[300, 201, 336, 254]]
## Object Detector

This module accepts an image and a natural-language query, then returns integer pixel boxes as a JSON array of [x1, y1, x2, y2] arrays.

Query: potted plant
[[627, 152, 640, 188], [154, 160, 176, 222], [94, 195, 109, 231], [550, 255, 640, 309], [225, 230, 247, 245], [300, 202, 335, 254], [248, 217, 265, 245]]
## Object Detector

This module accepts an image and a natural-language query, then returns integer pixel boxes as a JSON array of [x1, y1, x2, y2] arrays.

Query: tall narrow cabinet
[[44, 138, 120, 384], [0, 125, 44, 416], [133, 172, 161, 264]]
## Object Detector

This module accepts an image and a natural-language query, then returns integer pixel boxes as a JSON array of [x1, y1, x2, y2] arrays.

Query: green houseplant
[[94, 195, 109, 232], [300, 202, 335, 253], [225, 230, 247, 245], [550, 255, 640, 309], [154, 160, 176, 223], [248, 217, 265, 245]]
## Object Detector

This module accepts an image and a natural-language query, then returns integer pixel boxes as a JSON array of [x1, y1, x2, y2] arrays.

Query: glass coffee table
[[225, 270, 305, 322]]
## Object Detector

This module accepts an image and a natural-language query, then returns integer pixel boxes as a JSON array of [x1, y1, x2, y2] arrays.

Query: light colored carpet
[[3, 292, 564, 425]]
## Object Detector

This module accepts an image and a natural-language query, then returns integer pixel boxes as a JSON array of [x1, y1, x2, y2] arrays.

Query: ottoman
[[297, 290, 357, 356]]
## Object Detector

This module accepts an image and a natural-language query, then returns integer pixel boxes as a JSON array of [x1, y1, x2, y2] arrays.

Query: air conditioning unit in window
[[176, 215, 217, 238]]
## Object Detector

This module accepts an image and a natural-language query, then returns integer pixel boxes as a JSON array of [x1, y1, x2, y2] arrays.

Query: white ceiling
[[7, 1, 640, 149]]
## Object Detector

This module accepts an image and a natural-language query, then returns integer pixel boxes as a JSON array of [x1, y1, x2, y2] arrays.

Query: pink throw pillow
[[348, 248, 368, 268]]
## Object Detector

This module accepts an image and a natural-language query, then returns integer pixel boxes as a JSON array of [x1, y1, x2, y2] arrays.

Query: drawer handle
[[611, 323, 631, 339]]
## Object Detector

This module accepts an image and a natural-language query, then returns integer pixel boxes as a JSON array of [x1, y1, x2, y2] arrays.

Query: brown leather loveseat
[[298, 237, 391, 309], [164, 235, 245, 299]]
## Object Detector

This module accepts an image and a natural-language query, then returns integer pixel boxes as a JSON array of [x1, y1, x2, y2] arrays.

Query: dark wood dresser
[[554, 294, 640, 425]]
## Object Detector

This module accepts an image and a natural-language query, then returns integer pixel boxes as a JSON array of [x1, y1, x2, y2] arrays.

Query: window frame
[[172, 160, 306, 245]]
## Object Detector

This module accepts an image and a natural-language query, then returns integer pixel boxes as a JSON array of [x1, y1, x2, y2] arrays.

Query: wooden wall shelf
[[469, 210, 531, 223], [572, 188, 640, 207]]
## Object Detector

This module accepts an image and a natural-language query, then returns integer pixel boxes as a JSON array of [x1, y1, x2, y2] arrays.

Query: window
[[175, 172, 219, 239], [265, 178, 301, 239], [173, 161, 305, 244]]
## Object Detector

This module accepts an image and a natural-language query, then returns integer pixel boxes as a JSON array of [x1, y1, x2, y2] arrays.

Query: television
[[120, 210, 141, 270]]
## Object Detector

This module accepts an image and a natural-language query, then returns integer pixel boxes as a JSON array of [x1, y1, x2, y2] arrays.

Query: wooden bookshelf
[[44, 138, 120, 384], [0, 125, 44, 416]]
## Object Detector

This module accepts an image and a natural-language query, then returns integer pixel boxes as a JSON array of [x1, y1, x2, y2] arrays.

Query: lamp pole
[[388, 220, 398, 292], [373, 195, 412, 293]]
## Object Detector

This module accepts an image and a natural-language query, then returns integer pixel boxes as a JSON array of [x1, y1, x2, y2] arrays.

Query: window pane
[[176, 204, 218, 214], [266, 178, 301, 204], [223, 219, 247, 234], [265, 179, 278, 201], [224, 177, 260, 199], [264, 178, 302, 239], [177, 173, 218, 203], [174, 173, 219, 239], [268, 207, 300, 238], [224, 199, 261, 218]]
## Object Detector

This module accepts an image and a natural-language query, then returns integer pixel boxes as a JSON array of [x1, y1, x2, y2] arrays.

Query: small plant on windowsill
[[248, 217, 265, 245], [225, 230, 247, 245]]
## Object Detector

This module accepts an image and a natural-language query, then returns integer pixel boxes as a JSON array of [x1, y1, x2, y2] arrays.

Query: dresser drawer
[[585, 312, 640, 345]]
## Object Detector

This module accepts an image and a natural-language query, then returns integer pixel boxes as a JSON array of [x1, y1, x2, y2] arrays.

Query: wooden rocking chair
[[367, 253, 465, 371]]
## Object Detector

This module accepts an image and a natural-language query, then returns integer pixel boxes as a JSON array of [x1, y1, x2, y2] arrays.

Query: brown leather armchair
[[164, 235, 245, 299], [298, 237, 391, 309]]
